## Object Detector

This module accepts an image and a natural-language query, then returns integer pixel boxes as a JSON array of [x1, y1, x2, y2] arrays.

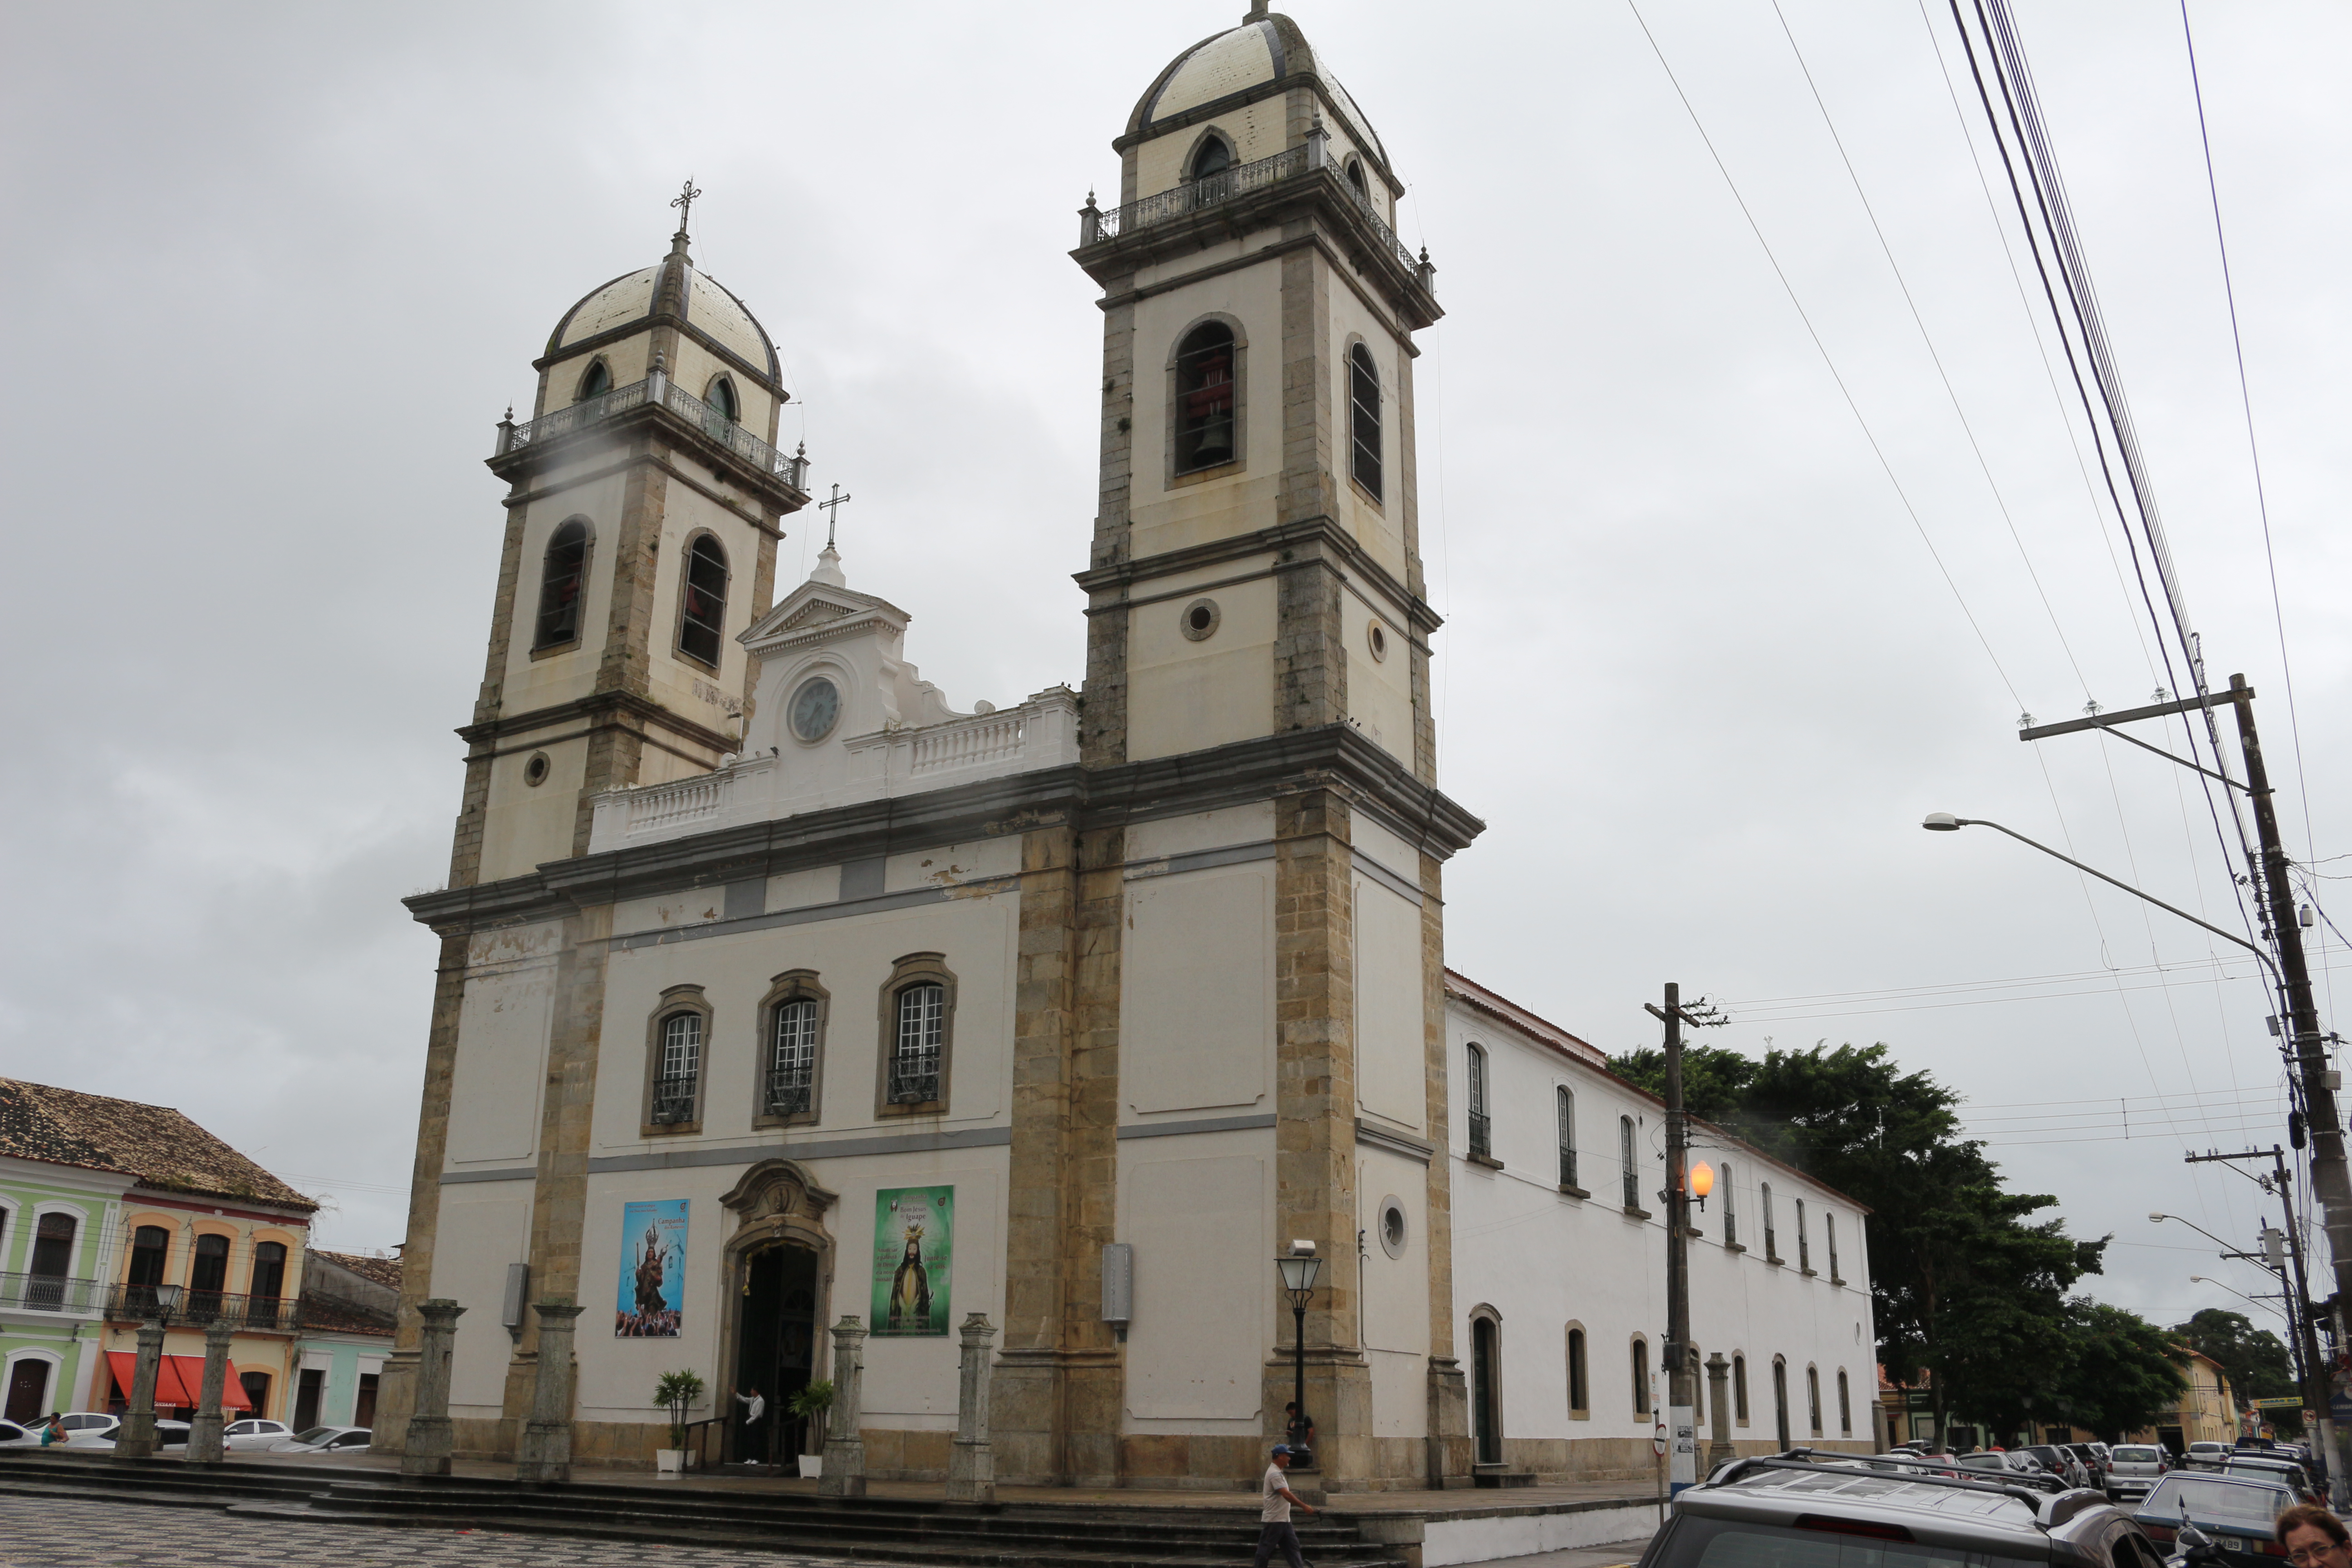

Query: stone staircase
[[0, 1453, 1411, 1568]]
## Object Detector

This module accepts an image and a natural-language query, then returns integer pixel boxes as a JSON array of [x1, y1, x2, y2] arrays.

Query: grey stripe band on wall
[[1115, 1113, 1279, 1141], [439, 1124, 1015, 1185]]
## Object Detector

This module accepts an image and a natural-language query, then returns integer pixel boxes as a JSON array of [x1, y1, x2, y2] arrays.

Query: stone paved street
[[0, 1495, 874, 1568]]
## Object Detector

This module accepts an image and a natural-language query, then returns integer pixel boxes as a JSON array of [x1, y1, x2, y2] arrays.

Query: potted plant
[[653, 1369, 707, 1476], [788, 1380, 834, 1479]]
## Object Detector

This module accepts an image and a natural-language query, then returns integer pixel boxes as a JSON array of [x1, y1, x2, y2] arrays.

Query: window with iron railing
[[1761, 1182, 1778, 1259], [1721, 1162, 1737, 1245], [1826, 1212, 1840, 1279], [768, 998, 818, 1117], [1556, 1086, 1577, 1188], [1619, 1116, 1639, 1208], [1465, 1044, 1490, 1157], [652, 1010, 702, 1125], [1797, 1199, 1811, 1271], [889, 983, 945, 1104]]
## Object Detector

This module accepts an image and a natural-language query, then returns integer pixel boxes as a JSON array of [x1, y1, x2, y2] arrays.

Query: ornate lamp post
[[1276, 1242, 1322, 1457], [113, 1283, 185, 1462]]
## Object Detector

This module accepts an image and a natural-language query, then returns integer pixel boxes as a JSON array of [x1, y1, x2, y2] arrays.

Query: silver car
[[264, 1425, 372, 1454], [2106, 1442, 2171, 1502], [222, 1418, 296, 1452]]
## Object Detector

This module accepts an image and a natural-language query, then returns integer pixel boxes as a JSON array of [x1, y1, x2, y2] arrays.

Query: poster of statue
[[616, 1198, 688, 1337], [870, 1186, 952, 1335]]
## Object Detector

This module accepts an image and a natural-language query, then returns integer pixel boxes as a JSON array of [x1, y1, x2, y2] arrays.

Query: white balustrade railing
[[909, 710, 1026, 775]]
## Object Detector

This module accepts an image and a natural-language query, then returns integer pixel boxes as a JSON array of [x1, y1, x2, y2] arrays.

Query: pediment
[[741, 578, 911, 654]]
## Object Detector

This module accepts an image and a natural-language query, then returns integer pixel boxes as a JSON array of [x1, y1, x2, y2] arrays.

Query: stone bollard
[[819, 1315, 868, 1497], [1705, 1352, 1735, 1471], [946, 1313, 997, 1504], [186, 1317, 236, 1464], [514, 1300, 584, 1485], [401, 1299, 467, 1477], [112, 1318, 169, 1462]]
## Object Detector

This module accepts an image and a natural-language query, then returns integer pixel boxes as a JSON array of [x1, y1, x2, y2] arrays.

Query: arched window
[[240, 1371, 272, 1420], [1174, 321, 1237, 474], [769, 996, 820, 1119], [533, 519, 590, 650], [1773, 1357, 1791, 1448], [1567, 1325, 1588, 1416], [1733, 1353, 1749, 1423], [676, 534, 729, 667], [29, 1213, 75, 1279], [890, 982, 946, 1105], [191, 1232, 230, 1303], [1826, 1212, 1840, 1279], [1631, 1338, 1651, 1416], [1807, 1365, 1823, 1436], [1348, 342, 1382, 500], [652, 1010, 702, 1125], [1346, 157, 1370, 200], [127, 1225, 170, 1297], [1465, 1044, 1490, 1157], [577, 358, 611, 403], [1188, 134, 1233, 182], [1796, 1198, 1810, 1271], [250, 1241, 286, 1301], [1721, 1162, 1737, 1247], [706, 375, 740, 422], [1837, 1369, 1852, 1435], [1761, 1182, 1778, 1259], [1556, 1086, 1577, 1189], [1619, 1115, 1638, 1208], [1470, 1311, 1503, 1465]]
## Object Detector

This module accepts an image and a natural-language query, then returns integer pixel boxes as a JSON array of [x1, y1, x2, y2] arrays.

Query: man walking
[[1255, 1444, 1315, 1568]]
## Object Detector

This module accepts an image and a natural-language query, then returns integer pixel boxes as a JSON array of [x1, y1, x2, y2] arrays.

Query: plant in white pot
[[788, 1380, 834, 1479], [653, 1369, 707, 1476]]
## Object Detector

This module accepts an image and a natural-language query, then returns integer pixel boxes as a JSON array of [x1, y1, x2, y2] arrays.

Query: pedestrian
[[2279, 1505, 2350, 1568], [1254, 1444, 1315, 1568], [39, 1413, 65, 1447], [735, 1385, 768, 1465], [1283, 1401, 1317, 1455]]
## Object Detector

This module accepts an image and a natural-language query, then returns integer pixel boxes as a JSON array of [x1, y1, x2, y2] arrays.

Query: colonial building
[[0, 1077, 318, 1426], [382, 5, 1872, 1492]]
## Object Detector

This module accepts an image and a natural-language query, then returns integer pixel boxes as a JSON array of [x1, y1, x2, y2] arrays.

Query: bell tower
[[454, 188, 810, 889]]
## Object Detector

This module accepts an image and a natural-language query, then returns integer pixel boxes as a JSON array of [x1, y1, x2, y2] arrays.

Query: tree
[[2053, 1299, 2190, 1439], [2176, 1307, 2302, 1438], [1612, 1039, 2109, 1445]]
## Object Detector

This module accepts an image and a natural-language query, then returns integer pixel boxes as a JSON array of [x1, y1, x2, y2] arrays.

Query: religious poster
[[616, 1199, 688, 1337], [870, 1186, 953, 1335]]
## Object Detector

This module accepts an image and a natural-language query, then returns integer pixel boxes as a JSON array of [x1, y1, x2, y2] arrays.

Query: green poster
[[871, 1186, 953, 1335]]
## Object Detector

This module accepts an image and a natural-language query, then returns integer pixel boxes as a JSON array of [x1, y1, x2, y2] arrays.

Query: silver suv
[[2106, 1443, 2171, 1502], [1645, 1455, 2164, 1568]]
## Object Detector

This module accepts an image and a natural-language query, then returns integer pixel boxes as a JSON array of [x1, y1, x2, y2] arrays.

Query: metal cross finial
[[671, 177, 702, 234], [818, 484, 853, 549]]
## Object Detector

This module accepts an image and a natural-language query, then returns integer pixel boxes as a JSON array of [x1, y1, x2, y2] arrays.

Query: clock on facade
[[789, 676, 841, 742]]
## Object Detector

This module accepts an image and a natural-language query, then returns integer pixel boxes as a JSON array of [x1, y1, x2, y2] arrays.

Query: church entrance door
[[736, 1246, 820, 1464]]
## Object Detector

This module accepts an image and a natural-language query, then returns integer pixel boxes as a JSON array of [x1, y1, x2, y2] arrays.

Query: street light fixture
[[2151, 1212, 2240, 1254], [2188, 1274, 2290, 1324], [1690, 1161, 1715, 1213], [1277, 1242, 1321, 1458]]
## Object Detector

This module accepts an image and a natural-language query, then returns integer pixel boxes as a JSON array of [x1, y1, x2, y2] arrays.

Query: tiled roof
[[297, 1297, 395, 1337], [0, 1078, 316, 1212], [313, 1250, 402, 1290]]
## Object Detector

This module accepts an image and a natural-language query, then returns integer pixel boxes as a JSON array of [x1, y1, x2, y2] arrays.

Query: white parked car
[[77, 1420, 190, 1450], [54, 1412, 120, 1446], [223, 1418, 296, 1452], [265, 1426, 371, 1454], [0, 1418, 37, 1447]]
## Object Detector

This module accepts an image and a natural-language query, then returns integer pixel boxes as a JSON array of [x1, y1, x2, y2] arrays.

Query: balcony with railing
[[650, 1074, 699, 1127], [1, 1271, 103, 1314], [1078, 132, 1433, 294], [494, 371, 810, 490], [103, 1284, 300, 1330]]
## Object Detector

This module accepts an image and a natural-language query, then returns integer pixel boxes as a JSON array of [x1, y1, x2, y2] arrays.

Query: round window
[[1180, 598, 1221, 642], [789, 677, 842, 742], [1377, 1196, 1408, 1259], [1367, 622, 1389, 662], [523, 752, 551, 787]]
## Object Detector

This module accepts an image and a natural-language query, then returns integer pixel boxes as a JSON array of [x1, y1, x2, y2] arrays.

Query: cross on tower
[[818, 484, 853, 549], [670, 176, 702, 235]]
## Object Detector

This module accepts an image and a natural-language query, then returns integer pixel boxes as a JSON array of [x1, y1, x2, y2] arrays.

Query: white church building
[[379, 5, 1872, 1491]]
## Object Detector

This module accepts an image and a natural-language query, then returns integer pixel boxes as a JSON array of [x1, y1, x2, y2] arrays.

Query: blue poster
[[616, 1199, 688, 1337]]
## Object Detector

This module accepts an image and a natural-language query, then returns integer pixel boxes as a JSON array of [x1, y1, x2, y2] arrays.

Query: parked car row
[[0, 1413, 366, 1455]]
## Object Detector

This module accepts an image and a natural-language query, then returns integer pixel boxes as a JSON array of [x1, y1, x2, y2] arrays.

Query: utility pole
[[1646, 985, 1725, 1493], [2188, 1146, 2334, 1485]]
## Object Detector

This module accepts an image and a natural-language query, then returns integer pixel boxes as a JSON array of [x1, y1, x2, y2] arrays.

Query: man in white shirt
[[735, 1386, 767, 1464], [1255, 1444, 1315, 1568]]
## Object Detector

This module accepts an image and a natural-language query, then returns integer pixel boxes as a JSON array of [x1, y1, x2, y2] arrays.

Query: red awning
[[106, 1352, 253, 1412]]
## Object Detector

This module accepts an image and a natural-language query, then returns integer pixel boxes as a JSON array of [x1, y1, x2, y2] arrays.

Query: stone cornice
[[404, 724, 1482, 936], [485, 398, 807, 514], [456, 689, 738, 757], [1076, 514, 1439, 635]]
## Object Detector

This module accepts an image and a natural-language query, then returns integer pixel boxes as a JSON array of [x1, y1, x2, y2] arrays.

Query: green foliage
[[2052, 1298, 2190, 1439], [788, 1379, 835, 1420], [653, 1368, 706, 1448], [1611, 1039, 2110, 1441], [2176, 1308, 2303, 1438]]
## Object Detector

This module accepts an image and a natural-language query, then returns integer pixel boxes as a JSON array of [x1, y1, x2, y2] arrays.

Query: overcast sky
[[4, 1, 2346, 1338]]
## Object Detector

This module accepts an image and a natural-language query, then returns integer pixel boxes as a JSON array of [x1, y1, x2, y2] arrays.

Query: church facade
[[380, 6, 1870, 1493]]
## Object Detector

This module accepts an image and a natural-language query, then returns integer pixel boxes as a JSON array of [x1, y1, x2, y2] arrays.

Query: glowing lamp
[[1690, 1160, 1715, 1211]]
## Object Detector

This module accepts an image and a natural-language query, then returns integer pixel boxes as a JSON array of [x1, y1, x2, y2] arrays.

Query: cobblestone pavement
[[0, 1494, 875, 1568]]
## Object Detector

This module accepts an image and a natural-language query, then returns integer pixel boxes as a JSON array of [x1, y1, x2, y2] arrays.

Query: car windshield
[[2143, 1477, 2290, 1525], [1649, 1514, 2040, 1568], [2112, 1448, 2162, 1463], [290, 1427, 337, 1444]]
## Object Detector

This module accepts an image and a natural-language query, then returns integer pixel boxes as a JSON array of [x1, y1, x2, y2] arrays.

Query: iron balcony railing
[[496, 373, 810, 489], [1466, 1110, 1491, 1159], [104, 1284, 299, 1329], [1558, 1147, 1578, 1190], [1622, 1167, 1641, 1209], [765, 1072, 812, 1118], [887, 1068, 941, 1106], [1, 1272, 103, 1313], [1079, 141, 1431, 287], [650, 1073, 700, 1126]]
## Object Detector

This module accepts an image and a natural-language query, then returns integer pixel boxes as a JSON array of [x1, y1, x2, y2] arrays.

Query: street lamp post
[[1276, 1242, 1322, 1461]]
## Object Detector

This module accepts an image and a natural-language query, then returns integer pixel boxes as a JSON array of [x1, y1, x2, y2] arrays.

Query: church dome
[[546, 250, 780, 383], [1127, 8, 1386, 169]]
